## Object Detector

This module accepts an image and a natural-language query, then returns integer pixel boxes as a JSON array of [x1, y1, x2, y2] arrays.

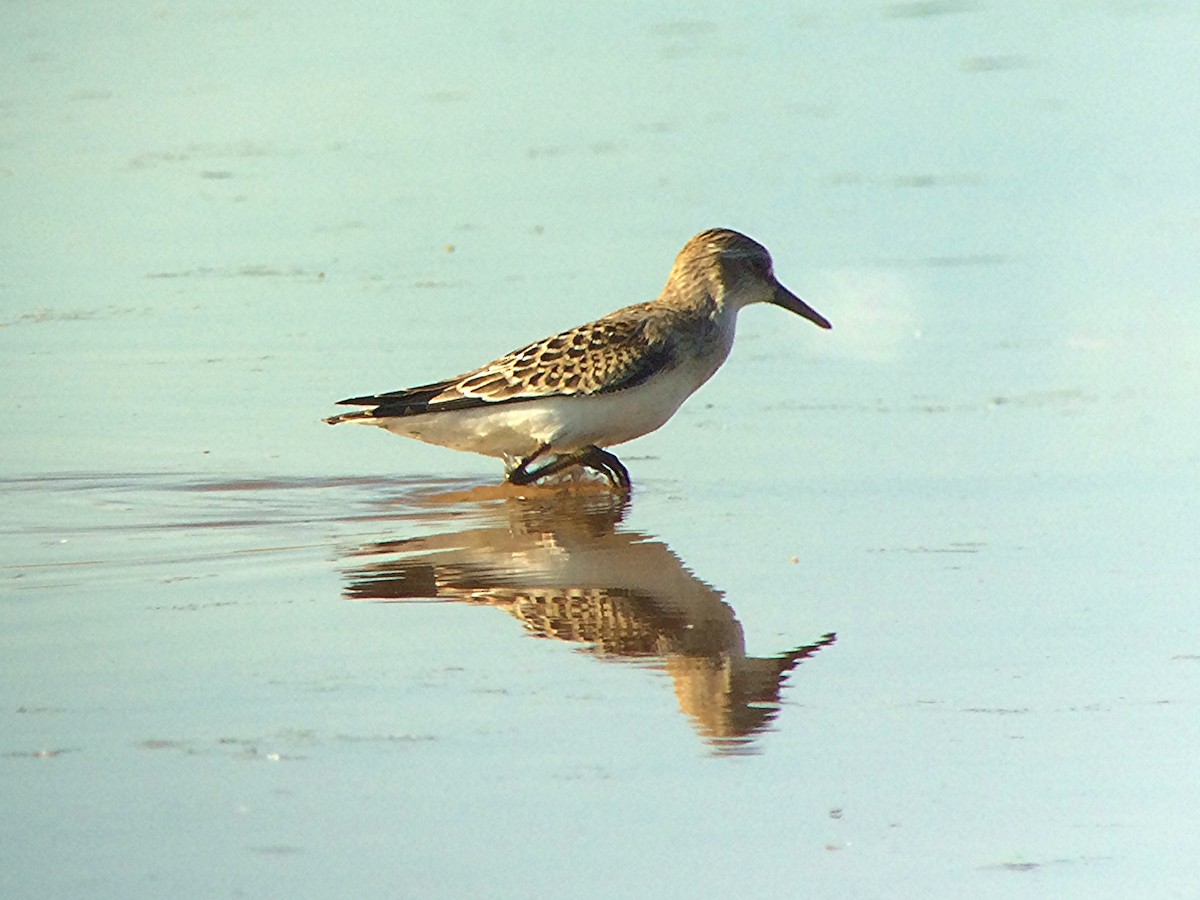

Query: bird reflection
[[340, 485, 835, 754]]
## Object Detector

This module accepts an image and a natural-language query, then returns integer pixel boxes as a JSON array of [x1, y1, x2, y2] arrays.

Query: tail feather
[[324, 409, 376, 426], [327, 381, 535, 423], [335, 379, 458, 410]]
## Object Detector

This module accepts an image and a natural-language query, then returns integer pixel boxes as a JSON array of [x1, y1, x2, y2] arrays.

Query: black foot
[[576, 446, 631, 490], [507, 444, 631, 491], [507, 444, 555, 486]]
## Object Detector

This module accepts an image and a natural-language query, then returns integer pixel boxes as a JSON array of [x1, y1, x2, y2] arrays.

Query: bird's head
[[669, 228, 831, 330]]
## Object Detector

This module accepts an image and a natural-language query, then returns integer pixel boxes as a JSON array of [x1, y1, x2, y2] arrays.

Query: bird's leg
[[507, 444, 556, 485], [507, 444, 631, 491], [509, 449, 590, 484], [576, 446, 631, 490]]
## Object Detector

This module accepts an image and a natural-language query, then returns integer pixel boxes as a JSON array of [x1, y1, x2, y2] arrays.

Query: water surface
[[3, 2, 1198, 897]]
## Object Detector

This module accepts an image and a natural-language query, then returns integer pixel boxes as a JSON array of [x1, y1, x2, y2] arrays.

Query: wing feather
[[331, 305, 679, 421]]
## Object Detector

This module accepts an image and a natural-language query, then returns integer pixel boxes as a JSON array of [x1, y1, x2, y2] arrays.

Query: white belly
[[367, 358, 718, 462]]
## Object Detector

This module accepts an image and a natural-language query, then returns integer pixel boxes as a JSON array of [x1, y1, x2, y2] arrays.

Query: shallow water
[[3, 2, 1199, 897]]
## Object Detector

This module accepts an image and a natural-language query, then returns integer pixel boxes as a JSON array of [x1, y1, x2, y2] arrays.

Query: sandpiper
[[325, 228, 831, 489]]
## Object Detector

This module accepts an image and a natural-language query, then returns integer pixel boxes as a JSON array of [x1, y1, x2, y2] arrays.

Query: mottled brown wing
[[334, 306, 677, 419]]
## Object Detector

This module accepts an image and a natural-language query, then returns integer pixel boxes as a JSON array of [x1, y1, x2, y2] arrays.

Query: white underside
[[355, 344, 731, 465]]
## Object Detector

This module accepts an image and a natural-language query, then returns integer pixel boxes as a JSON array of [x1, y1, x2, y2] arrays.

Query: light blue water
[[2, 2, 1198, 897]]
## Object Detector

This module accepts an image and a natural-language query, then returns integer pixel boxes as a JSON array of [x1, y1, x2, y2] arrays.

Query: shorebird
[[324, 228, 831, 489]]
